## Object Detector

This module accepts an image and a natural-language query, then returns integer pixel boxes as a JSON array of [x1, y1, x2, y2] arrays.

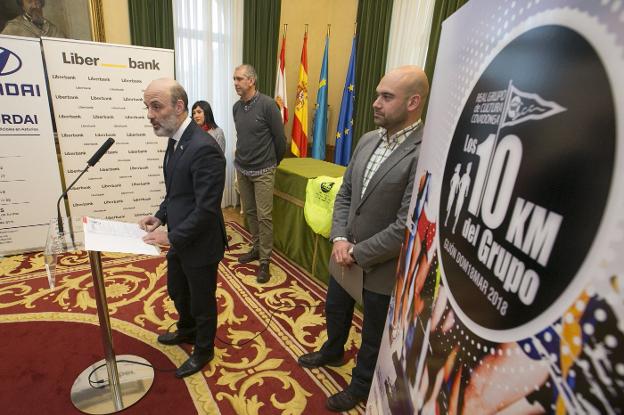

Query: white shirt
[[171, 117, 192, 150], [361, 120, 422, 196]]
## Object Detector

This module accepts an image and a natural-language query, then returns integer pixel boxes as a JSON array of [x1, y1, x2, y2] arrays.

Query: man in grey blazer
[[298, 66, 429, 412]]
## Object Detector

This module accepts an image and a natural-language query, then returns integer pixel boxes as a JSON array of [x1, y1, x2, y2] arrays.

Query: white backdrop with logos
[[0, 35, 63, 254], [42, 37, 174, 222]]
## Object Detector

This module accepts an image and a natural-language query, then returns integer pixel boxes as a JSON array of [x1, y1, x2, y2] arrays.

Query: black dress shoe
[[326, 390, 366, 412], [238, 249, 259, 264], [175, 350, 214, 378], [257, 261, 270, 283], [298, 351, 343, 368], [157, 331, 196, 345]]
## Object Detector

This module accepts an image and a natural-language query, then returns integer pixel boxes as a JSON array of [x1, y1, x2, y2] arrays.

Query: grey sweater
[[233, 93, 286, 173]]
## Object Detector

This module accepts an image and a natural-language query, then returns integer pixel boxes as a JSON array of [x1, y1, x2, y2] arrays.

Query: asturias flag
[[274, 30, 288, 124], [291, 32, 309, 158], [311, 34, 329, 160], [334, 36, 356, 166]]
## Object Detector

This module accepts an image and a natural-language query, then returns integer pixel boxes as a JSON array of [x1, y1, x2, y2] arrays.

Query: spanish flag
[[291, 30, 308, 157]]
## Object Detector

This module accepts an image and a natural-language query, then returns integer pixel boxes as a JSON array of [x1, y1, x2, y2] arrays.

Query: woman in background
[[192, 100, 226, 153]]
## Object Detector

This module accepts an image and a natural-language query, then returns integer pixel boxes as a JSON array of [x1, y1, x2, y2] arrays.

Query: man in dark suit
[[140, 78, 227, 378], [298, 66, 430, 411]]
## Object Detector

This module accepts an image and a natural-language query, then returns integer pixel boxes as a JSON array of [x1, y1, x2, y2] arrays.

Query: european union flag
[[334, 36, 356, 166], [311, 35, 329, 160]]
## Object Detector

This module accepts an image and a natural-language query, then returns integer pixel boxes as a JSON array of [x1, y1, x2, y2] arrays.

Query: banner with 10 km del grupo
[[368, 0, 624, 413]]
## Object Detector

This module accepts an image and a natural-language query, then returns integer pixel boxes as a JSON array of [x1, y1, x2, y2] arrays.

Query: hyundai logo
[[0, 47, 22, 76]]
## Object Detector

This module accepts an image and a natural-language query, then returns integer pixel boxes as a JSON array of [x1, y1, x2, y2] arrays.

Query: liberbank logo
[[0, 47, 22, 76], [61, 52, 161, 70], [438, 24, 616, 341]]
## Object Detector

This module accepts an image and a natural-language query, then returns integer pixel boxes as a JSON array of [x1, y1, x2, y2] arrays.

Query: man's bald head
[[386, 65, 429, 112], [373, 65, 430, 135], [146, 78, 189, 112], [400, 65, 429, 101]]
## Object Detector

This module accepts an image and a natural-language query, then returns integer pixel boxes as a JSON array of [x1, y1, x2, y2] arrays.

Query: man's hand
[[139, 216, 162, 232], [143, 229, 169, 246], [332, 240, 355, 266]]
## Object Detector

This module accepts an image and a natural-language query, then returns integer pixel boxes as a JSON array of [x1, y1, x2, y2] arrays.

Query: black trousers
[[320, 276, 391, 398], [166, 251, 218, 353]]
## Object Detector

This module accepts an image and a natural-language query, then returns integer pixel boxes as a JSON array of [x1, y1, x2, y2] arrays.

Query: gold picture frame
[[88, 0, 105, 42], [0, 0, 106, 42]]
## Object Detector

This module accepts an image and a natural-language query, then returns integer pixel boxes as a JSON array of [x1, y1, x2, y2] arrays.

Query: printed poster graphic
[[369, 1, 624, 414], [0, 35, 63, 253], [440, 24, 614, 337], [42, 37, 174, 222]]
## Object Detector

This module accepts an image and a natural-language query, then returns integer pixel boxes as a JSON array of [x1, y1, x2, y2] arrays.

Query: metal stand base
[[70, 354, 154, 414]]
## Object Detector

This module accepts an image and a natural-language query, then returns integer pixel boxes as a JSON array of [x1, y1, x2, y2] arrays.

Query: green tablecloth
[[273, 158, 346, 285]]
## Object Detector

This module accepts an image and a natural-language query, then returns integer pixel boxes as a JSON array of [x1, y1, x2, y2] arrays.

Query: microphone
[[56, 138, 115, 235], [87, 137, 115, 167]]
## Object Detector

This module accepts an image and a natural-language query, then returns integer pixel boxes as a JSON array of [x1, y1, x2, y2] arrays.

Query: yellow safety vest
[[304, 175, 343, 238]]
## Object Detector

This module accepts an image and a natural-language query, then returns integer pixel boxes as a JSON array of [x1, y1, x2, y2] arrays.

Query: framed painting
[[0, 0, 105, 42]]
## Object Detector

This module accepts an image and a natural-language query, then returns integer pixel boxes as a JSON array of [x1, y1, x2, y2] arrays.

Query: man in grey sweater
[[232, 64, 286, 283]]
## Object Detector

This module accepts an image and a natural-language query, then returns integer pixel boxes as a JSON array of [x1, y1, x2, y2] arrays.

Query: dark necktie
[[165, 137, 176, 167]]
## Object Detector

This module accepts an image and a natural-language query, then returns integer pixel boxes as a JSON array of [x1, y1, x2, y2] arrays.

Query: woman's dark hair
[[191, 100, 218, 130]]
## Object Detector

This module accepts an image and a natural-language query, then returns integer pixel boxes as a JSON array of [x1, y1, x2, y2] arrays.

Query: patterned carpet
[[0, 222, 364, 414]]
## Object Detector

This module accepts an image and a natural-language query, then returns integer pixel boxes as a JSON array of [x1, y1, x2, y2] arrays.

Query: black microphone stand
[[56, 165, 90, 236], [55, 137, 114, 248]]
